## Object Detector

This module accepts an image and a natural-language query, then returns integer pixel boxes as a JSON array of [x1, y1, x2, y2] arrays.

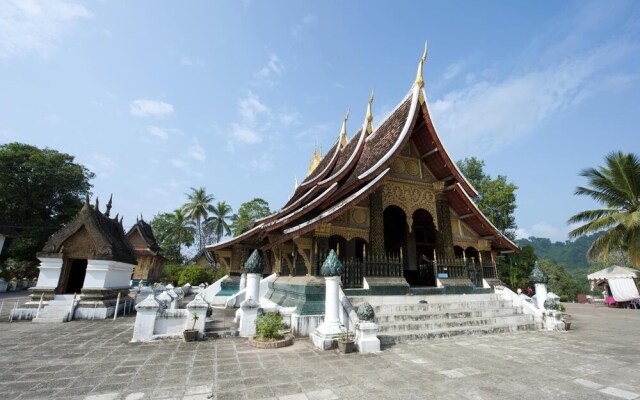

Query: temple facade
[[27, 196, 137, 320], [208, 46, 518, 298], [127, 217, 164, 286]]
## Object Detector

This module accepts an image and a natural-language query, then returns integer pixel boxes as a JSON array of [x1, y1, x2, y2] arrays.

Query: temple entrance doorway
[[412, 209, 437, 287], [58, 258, 88, 294]]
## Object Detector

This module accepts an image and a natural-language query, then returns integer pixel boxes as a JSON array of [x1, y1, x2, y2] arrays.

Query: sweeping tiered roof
[[208, 45, 518, 254], [127, 217, 162, 256], [39, 196, 137, 264]]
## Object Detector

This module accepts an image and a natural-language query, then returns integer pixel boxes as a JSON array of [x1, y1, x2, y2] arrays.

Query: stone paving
[[1, 303, 639, 400]]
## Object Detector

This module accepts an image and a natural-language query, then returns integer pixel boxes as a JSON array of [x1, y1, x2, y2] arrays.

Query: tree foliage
[[177, 264, 214, 286], [497, 245, 537, 290], [182, 187, 215, 252], [204, 201, 233, 244], [150, 210, 195, 263], [568, 151, 640, 266], [539, 259, 589, 301], [457, 157, 518, 239], [231, 198, 272, 236], [517, 234, 601, 271], [0, 143, 94, 261]]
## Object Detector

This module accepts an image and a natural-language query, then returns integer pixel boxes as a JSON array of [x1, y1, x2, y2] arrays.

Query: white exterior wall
[[0, 234, 5, 255], [34, 257, 64, 288], [84, 260, 135, 289]]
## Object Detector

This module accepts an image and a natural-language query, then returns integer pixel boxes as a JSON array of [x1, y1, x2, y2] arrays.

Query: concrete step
[[377, 314, 534, 333], [373, 300, 515, 314], [33, 300, 74, 323], [376, 307, 521, 322], [378, 322, 539, 345]]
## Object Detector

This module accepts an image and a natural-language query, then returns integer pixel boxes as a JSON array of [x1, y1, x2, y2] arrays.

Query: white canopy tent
[[588, 266, 640, 303]]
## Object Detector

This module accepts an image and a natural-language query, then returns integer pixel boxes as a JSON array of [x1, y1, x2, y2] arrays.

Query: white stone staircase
[[33, 296, 77, 323], [349, 293, 538, 345]]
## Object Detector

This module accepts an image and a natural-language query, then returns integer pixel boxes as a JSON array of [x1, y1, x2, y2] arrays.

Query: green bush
[[178, 265, 214, 286], [559, 295, 569, 303], [160, 263, 184, 285], [255, 312, 283, 341]]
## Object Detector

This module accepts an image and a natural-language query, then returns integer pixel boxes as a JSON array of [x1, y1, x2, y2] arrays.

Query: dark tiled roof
[[127, 218, 162, 254], [39, 201, 137, 264]]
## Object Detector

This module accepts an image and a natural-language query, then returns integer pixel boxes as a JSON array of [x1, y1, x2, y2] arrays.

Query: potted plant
[[183, 311, 199, 342], [338, 325, 355, 354]]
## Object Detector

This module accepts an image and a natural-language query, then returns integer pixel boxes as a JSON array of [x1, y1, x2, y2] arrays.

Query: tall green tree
[[231, 198, 272, 236], [457, 157, 518, 239], [182, 187, 215, 252], [497, 245, 537, 290], [150, 209, 195, 263], [205, 201, 233, 244], [568, 151, 640, 266], [0, 143, 94, 261]]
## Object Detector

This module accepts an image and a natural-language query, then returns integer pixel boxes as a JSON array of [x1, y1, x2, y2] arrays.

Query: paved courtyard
[[1, 303, 639, 400]]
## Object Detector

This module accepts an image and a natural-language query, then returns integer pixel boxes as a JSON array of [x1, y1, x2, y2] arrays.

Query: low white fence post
[[113, 292, 121, 320]]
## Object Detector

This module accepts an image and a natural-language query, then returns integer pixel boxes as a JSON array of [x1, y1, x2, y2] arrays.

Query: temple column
[[436, 195, 454, 259], [369, 189, 384, 257]]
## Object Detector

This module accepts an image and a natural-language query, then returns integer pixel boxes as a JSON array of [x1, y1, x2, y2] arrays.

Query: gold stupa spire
[[415, 40, 428, 88], [339, 108, 350, 148], [306, 145, 323, 176], [365, 89, 375, 134]]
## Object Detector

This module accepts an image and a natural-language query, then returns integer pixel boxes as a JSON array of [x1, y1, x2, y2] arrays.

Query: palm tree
[[182, 187, 215, 252], [150, 209, 195, 263], [568, 151, 640, 266], [205, 201, 233, 244]]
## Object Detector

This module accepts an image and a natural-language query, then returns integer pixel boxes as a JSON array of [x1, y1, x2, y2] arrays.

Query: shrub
[[559, 295, 569, 303], [255, 312, 283, 341], [178, 265, 213, 286], [160, 263, 183, 285]]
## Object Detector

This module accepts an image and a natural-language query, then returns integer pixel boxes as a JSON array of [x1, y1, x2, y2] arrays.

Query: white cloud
[[180, 56, 204, 67], [0, 0, 91, 60], [130, 99, 174, 117], [430, 41, 637, 157], [515, 222, 584, 242], [442, 61, 466, 81], [291, 14, 317, 38], [146, 125, 169, 140], [238, 91, 270, 124], [257, 53, 283, 78], [230, 123, 261, 145], [187, 142, 206, 162], [169, 158, 186, 169], [278, 110, 300, 127], [85, 153, 117, 178]]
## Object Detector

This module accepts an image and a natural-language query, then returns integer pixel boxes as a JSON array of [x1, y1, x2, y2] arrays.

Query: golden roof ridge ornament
[[339, 108, 350, 148], [365, 89, 374, 135], [415, 40, 428, 88], [306, 145, 323, 176]]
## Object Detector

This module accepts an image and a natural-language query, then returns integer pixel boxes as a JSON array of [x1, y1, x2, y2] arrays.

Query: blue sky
[[1, 0, 639, 244]]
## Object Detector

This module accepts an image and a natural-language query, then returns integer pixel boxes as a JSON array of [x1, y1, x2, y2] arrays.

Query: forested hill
[[517, 233, 601, 271]]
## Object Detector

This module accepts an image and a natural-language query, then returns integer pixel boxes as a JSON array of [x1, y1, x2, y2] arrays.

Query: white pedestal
[[34, 257, 64, 289], [535, 283, 548, 310], [132, 296, 160, 342], [186, 296, 209, 337], [246, 273, 261, 302], [238, 298, 260, 337], [311, 276, 342, 350], [356, 321, 380, 353]]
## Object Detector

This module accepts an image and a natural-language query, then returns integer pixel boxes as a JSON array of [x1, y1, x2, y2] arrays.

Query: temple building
[[127, 217, 165, 286], [208, 45, 517, 294], [205, 45, 528, 342], [26, 196, 136, 321]]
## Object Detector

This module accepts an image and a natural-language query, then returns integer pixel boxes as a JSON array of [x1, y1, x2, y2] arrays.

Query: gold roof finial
[[339, 108, 350, 148], [415, 40, 428, 88], [365, 89, 375, 134], [306, 145, 323, 176]]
